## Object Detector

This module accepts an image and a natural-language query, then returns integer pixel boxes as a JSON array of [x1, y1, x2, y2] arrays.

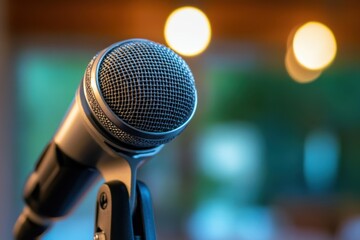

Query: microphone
[[13, 39, 197, 239]]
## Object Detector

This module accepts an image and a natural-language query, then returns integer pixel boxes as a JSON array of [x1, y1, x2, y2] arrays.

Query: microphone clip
[[94, 180, 156, 240]]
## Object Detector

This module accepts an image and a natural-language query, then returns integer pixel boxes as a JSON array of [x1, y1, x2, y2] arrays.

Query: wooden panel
[[8, 1, 360, 48]]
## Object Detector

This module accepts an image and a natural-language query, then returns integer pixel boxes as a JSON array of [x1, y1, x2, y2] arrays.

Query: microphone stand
[[93, 180, 156, 240]]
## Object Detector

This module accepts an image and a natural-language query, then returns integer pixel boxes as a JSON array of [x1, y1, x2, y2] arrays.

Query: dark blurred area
[[1, 0, 360, 239]]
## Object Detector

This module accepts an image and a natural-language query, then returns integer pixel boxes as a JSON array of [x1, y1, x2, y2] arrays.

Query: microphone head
[[83, 39, 197, 148]]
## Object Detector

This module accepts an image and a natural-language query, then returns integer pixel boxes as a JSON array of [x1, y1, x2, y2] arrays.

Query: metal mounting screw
[[100, 192, 108, 209], [94, 232, 106, 240]]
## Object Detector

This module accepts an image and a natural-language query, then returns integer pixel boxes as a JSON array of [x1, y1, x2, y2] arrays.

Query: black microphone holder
[[94, 180, 156, 240]]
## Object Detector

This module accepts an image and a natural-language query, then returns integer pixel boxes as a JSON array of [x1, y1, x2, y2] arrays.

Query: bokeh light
[[164, 6, 211, 57], [196, 123, 264, 202], [293, 21, 337, 70], [304, 129, 339, 192], [285, 46, 322, 84]]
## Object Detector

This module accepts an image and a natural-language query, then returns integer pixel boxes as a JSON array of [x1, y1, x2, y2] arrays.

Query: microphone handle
[[14, 142, 100, 239]]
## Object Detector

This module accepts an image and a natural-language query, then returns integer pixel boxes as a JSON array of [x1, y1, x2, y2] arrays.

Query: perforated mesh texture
[[98, 40, 196, 133], [84, 40, 196, 147]]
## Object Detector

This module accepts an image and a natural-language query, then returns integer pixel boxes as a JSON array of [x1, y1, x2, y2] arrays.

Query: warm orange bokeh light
[[293, 22, 337, 70], [285, 47, 322, 84], [164, 6, 211, 57]]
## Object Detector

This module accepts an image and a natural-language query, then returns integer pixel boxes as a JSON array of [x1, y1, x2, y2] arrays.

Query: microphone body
[[14, 39, 197, 239]]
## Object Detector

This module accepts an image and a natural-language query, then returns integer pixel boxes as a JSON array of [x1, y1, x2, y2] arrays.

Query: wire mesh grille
[[85, 54, 175, 147], [97, 40, 196, 133]]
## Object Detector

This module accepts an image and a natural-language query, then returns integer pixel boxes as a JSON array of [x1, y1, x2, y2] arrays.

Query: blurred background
[[1, 0, 360, 239]]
